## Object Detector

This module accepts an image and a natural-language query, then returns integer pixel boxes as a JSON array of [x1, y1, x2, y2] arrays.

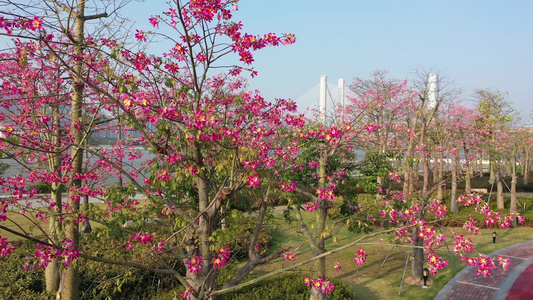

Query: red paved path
[[435, 240, 533, 300], [506, 263, 533, 299]]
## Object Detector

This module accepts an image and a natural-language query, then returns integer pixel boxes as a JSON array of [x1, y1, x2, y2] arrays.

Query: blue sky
[[126, 0, 532, 121]]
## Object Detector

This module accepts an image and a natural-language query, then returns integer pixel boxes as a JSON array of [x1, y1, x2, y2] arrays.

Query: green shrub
[[224, 273, 356, 300], [0, 228, 184, 300], [78, 227, 184, 300], [0, 240, 53, 300]]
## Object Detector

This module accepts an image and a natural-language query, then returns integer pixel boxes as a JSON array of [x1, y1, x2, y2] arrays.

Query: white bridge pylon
[[295, 75, 347, 122]]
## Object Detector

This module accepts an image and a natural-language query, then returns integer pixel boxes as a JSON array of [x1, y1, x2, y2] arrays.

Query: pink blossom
[[303, 200, 318, 212], [427, 253, 448, 275], [135, 30, 147, 42], [186, 255, 203, 275], [283, 253, 296, 261], [305, 276, 335, 295], [132, 232, 153, 244], [0, 237, 16, 257], [153, 240, 165, 252], [353, 247, 368, 266], [496, 256, 511, 272], [247, 173, 261, 188], [149, 16, 159, 28], [279, 181, 297, 192]]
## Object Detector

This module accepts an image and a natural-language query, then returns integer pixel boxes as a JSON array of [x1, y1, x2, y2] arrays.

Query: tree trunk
[[489, 157, 495, 185], [510, 159, 517, 228], [59, 2, 86, 298], [465, 164, 472, 195], [403, 138, 415, 198], [45, 187, 62, 293], [511, 155, 517, 227], [310, 288, 328, 300], [376, 175, 383, 201], [194, 175, 215, 298], [522, 148, 529, 184], [45, 104, 62, 293], [45, 239, 60, 294], [436, 153, 443, 201], [451, 155, 458, 213], [412, 125, 428, 282], [478, 152, 487, 177], [496, 165, 504, 209], [463, 145, 472, 194], [310, 150, 328, 300], [411, 231, 424, 282]]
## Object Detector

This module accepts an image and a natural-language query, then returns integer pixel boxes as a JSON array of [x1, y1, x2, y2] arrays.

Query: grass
[[234, 206, 533, 300]]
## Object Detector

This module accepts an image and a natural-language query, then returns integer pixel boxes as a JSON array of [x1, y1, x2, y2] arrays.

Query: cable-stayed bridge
[[294, 75, 347, 122]]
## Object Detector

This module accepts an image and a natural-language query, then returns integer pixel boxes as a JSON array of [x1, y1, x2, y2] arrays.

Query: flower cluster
[[462, 217, 480, 235], [283, 253, 296, 261], [0, 236, 16, 257], [304, 276, 335, 295], [212, 246, 231, 269], [186, 255, 203, 275], [279, 181, 297, 192], [23, 239, 80, 270], [0, 15, 44, 34], [388, 171, 401, 183], [426, 253, 449, 275], [315, 188, 336, 201], [57, 239, 81, 268], [428, 199, 448, 220], [452, 234, 474, 254], [461, 254, 509, 277], [303, 200, 319, 212], [472, 200, 526, 228], [458, 193, 482, 206], [153, 240, 166, 252], [28, 244, 54, 270], [353, 247, 368, 266], [172, 285, 193, 300], [247, 173, 261, 188], [125, 232, 154, 250]]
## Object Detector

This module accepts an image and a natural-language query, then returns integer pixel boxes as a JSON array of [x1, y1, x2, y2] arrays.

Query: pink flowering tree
[[0, 38, 82, 293], [429, 102, 467, 211], [475, 89, 516, 209], [0, 0, 124, 296], [348, 70, 419, 197], [0, 0, 304, 299], [282, 117, 360, 299]]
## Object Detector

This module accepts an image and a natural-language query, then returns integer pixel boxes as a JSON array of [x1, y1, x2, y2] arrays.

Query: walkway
[[435, 240, 533, 300]]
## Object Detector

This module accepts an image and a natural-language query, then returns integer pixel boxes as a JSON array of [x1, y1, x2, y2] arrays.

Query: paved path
[[435, 240, 533, 300]]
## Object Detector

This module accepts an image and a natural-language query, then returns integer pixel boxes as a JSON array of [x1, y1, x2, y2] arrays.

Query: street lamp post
[[422, 268, 429, 288]]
